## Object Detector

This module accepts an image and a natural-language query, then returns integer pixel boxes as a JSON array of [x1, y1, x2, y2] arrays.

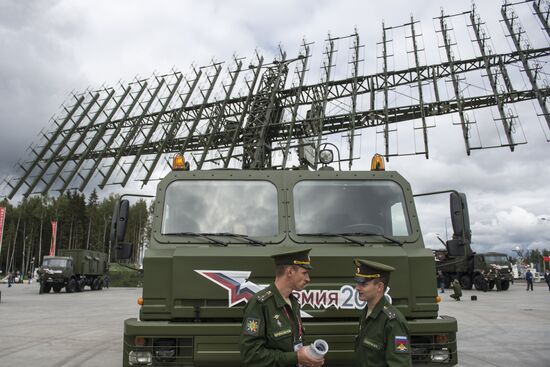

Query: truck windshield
[[42, 259, 68, 268], [293, 180, 411, 237], [162, 180, 279, 237], [484, 255, 509, 266]]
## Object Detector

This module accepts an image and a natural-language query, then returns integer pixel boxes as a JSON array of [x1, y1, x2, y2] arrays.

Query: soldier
[[450, 278, 462, 301], [240, 248, 324, 367], [353, 259, 412, 367]]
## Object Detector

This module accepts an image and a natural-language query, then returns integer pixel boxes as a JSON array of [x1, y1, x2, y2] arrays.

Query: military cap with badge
[[353, 258, 395, 284], [271, 248, 313, 269]]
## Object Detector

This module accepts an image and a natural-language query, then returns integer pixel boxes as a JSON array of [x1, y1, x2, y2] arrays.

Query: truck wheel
[[473, 275, 486, 290], [91, 278, 99, 291], [460, 274, 473, 290], [488, 281, 495, 290], [53, 285, 63, 293], [66, 278, 76, 293], [98, 279, 104, 290], [77, 279, 86, 292], [42, 284, 51, 293], [501, 280, 510, 291]]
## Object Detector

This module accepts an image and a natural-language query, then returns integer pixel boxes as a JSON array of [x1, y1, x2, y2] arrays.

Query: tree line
[[0, 189, 150, 277]]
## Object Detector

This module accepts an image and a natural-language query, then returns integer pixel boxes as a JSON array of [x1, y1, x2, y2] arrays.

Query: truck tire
[[460, 274, 473, 290], [473, 275, 486, 291], [501, 280, 510, 291], [488, 281, 495, 290], [91, 278, 99, 291], [53, 285, 63, 293], [76, 279, 86, 292], [40, 283, 51, 294], [98, 279, 104, 290], [66, 278, 76, 293]]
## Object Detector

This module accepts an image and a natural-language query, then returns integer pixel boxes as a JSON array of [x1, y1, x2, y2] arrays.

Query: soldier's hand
[[296, 347, 325, 367]]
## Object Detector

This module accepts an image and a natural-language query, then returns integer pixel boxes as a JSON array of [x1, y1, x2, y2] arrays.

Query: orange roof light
[[371, 153, 385, 171], [172, 153, 188, 170], [137, 297, 144, 305]]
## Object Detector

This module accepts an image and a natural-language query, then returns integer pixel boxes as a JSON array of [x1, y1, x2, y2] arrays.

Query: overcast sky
[[1, 0, 549, 256]]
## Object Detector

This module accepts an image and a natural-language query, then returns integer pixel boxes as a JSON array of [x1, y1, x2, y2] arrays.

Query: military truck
[[112, 153, 464, 366], [435, 248, 513, 291], [38, 249, 108, 294]]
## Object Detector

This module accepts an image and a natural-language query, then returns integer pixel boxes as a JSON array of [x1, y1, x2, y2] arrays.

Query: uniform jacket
[[451, 280, 462, 297], [355, 296, 412, 367], [525, 271, 533, 281], [240, 283, 304, 367]]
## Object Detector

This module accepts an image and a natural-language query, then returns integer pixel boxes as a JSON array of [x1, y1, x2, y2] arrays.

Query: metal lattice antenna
[[3, 3, 550, 199]]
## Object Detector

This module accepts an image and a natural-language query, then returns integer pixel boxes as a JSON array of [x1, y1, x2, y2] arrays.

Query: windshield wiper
[[209, 232, 266, 246], [336, 232, 404, 246], [299, 233, 367, 246], [164, 232, 228, 246]]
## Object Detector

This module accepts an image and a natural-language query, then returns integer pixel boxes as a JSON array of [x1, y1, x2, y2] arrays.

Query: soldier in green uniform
[[353, 259, 412, 367], [240, 248, 325, 367], [450, 278, 462, 301]]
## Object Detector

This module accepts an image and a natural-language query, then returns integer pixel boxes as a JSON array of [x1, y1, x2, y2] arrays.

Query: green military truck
[[112, 153, 463, 366], [38, 249, 108, 294], [435, 249, 512, 291]]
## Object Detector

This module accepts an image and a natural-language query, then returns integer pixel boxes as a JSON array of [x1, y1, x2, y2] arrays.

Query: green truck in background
[[111, 153, 465, 366], [38, 249, 108, 294], [435, 249, 512, 291]]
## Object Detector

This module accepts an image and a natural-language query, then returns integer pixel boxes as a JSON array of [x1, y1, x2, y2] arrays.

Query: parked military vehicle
[[435, 249, 512, 291], [112, 153, 465, 366], [38, 249, 108, 294]]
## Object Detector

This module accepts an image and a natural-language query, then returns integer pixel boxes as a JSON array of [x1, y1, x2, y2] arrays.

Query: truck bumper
[[123, 316, 457, 366]]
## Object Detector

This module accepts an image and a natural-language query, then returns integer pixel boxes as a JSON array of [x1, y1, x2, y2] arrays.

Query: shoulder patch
[[382, 305, 397, 320], [394, 335, 409, 353], [243, 317, 260, 336], [257, 290, 273, 303]]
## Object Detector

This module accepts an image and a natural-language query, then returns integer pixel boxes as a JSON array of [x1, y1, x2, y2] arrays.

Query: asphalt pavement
[[0, 281, 548, 366]]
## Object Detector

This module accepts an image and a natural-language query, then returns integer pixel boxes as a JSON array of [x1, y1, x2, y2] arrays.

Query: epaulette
[[382, 305, 397, 320], [257, 290, 273, 303]]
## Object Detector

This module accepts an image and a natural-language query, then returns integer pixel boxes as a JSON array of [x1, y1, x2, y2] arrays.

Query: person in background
[[543, 269, 550, 291], [450, 278, 462, 301], [437, 271, 445, 293], [525, 269, 534, 291]]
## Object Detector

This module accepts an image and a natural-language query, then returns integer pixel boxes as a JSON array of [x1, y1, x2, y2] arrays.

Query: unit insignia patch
[[394, 335, 409, 353], [244, 317, 260, 336]]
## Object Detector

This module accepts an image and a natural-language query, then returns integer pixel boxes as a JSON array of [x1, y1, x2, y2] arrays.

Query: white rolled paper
[[305, 339, 329, 360]]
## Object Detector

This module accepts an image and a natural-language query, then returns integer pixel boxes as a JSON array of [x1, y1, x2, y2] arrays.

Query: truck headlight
[[430, 349, 450, 362], [128, 351, 152, 365]]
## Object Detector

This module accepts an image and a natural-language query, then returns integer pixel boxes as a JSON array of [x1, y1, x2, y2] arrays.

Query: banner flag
[[0, 207, 6, 259], [49, 221, 58, 256]]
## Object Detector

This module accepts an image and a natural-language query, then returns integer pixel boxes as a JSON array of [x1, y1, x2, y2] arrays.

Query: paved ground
[[0, 281, 548, 366]]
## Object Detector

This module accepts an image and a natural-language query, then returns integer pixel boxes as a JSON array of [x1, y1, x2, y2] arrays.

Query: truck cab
[[113, 155, 459, 366], [38, 249, 108, 294]]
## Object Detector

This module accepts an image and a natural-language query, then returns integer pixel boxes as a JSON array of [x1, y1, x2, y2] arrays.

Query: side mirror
[[116, 242, 133, 260], [450, 192, 471, 241], [110, 199, 130, 247]]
